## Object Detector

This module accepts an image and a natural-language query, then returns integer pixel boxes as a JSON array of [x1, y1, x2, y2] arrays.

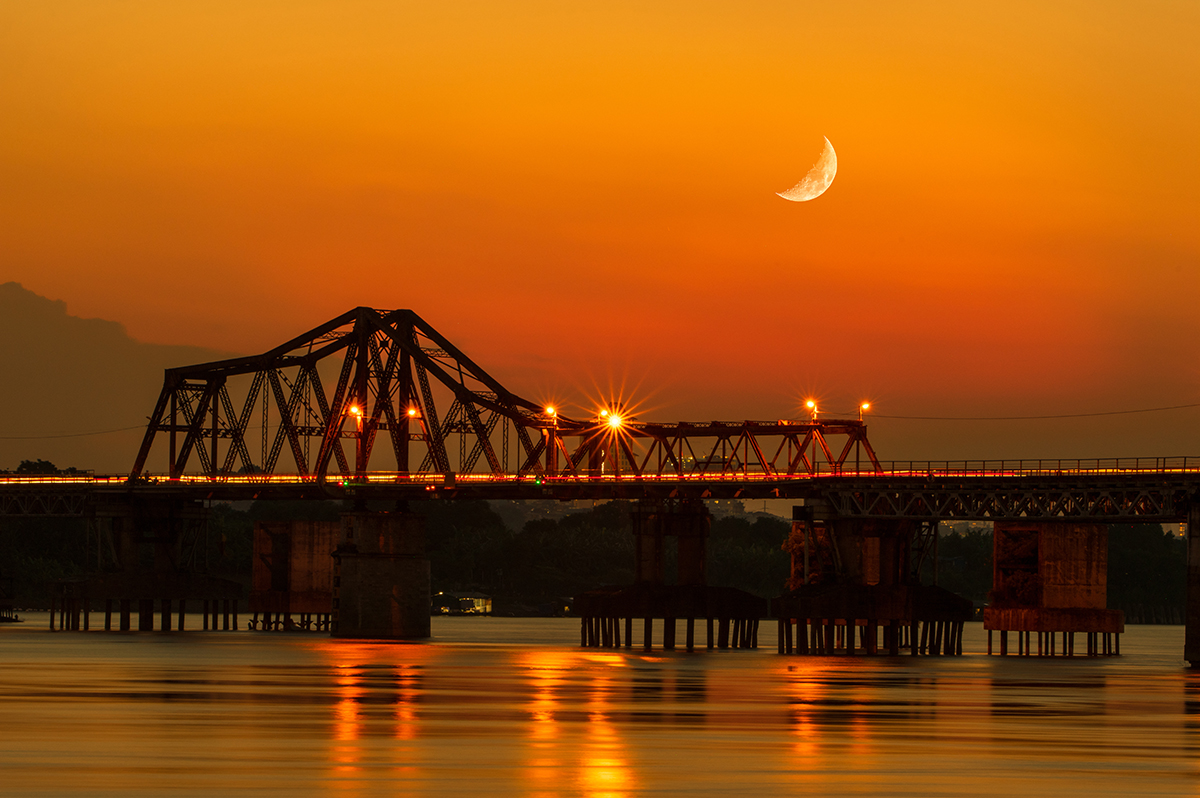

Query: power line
[[873, 402, 1200, 421], [0, 425, 145, 441]]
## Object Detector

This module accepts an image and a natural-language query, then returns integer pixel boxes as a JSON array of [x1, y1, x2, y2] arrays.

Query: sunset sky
[[2, 2, 1198, 464]]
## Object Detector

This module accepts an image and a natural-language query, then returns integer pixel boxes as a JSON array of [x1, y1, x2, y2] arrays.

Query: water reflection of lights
[[780, 658, 876, 765], [521, 651, 571, 797], [519, 651, 634, 798], [333, 663, 363, 791], [318, 641, 430, 793], [579, 666, 632, 798], [335, 666, 363, 742], [781, 660, 833, 760], [394, 665, 417, 741], [523, 651, 572, 741]]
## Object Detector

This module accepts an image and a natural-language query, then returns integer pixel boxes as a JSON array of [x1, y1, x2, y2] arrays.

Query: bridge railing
[[846, 457, 1200, 478]]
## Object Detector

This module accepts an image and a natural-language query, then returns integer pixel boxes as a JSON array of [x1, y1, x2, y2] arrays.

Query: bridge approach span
[[3, 460, 1200, 522]]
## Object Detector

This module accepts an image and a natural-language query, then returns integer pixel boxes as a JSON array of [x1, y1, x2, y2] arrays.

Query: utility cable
[[873, 402, 1200, 421], [0, 425, 145, 440]]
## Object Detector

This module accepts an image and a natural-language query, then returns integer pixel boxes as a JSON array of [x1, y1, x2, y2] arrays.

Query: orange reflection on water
[[334, 667, 363, 743], [330, 663, 364, 798], [781, 660, 833, 760], [315, 640, 434, 795], [524, 650, 572, 742], [578, 662, 632, 798], [519, 650, 634, 798], [394, 664, 418, 741], [521, 651, 572, 796]]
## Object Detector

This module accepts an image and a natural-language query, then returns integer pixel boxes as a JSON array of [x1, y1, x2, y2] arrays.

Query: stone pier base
[[332, 511, 430, 640]]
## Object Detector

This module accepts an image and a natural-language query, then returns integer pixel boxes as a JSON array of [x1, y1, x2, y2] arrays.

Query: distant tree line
[[0, 459, 84, 475]]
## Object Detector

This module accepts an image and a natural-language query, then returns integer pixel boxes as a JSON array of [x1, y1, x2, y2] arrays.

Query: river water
[[1, 616, 1197, 797]]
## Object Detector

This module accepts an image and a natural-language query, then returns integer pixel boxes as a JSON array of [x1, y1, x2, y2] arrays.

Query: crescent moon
[[777, 137, 837, 202]]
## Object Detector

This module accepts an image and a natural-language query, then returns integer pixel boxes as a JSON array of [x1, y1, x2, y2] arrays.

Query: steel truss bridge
[[2, 307, 1200, 522]]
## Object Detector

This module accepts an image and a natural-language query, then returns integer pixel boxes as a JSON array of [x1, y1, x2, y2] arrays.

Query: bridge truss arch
[[130, 307, 881, 485]]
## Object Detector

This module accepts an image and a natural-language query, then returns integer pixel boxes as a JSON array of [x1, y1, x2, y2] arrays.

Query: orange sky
[[2, 2, 1198, 461]]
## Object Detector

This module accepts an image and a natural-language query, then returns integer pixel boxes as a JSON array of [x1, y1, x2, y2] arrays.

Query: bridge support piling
[[1185, 503, 1200, 666], [332, 511, 430, 640]]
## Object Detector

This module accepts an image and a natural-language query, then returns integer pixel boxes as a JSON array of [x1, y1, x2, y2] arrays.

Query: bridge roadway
[[4, 457, 1200, 521]]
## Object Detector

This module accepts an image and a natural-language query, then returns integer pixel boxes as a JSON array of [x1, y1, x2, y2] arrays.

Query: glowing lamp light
[[348, 405, 362, 417], [407, 407, 418, 417], [599, 409, 609, 417], [607, 414, 624, 430], [545, 406, 556, 417]]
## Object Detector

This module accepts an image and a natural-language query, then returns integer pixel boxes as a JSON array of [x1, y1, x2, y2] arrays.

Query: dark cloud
[[0, 282, 236, 473]]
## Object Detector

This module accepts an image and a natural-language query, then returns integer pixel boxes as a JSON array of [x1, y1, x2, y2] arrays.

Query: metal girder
[[0, 489, 89, 516], [812, 478, 1194, 522], [129, 307, 886, 484], [130, 308, 564, 482], [543, 419, 881, 480]]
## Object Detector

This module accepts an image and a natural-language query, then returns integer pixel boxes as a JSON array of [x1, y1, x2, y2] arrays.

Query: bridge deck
[[3, 458, 1199, 520]]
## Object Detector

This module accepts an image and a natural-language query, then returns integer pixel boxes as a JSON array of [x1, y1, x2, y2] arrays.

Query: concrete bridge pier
[[1185, 504, 1200, 666], [332, 510, 431, 639], [983, 521, 1123, 657]]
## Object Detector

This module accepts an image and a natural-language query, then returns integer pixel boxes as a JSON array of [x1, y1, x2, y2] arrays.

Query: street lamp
[[806, 399, 818, 421], [545, 407, 559, 475], [348, 404, 364, 475], [856, 402, 871, 474]]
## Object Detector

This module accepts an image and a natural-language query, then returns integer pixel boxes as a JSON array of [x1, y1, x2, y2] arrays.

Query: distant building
[[432, 591, 492, 615]]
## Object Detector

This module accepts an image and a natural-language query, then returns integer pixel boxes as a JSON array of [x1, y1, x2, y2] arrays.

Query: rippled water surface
[[2, 617, 1198, 796]]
